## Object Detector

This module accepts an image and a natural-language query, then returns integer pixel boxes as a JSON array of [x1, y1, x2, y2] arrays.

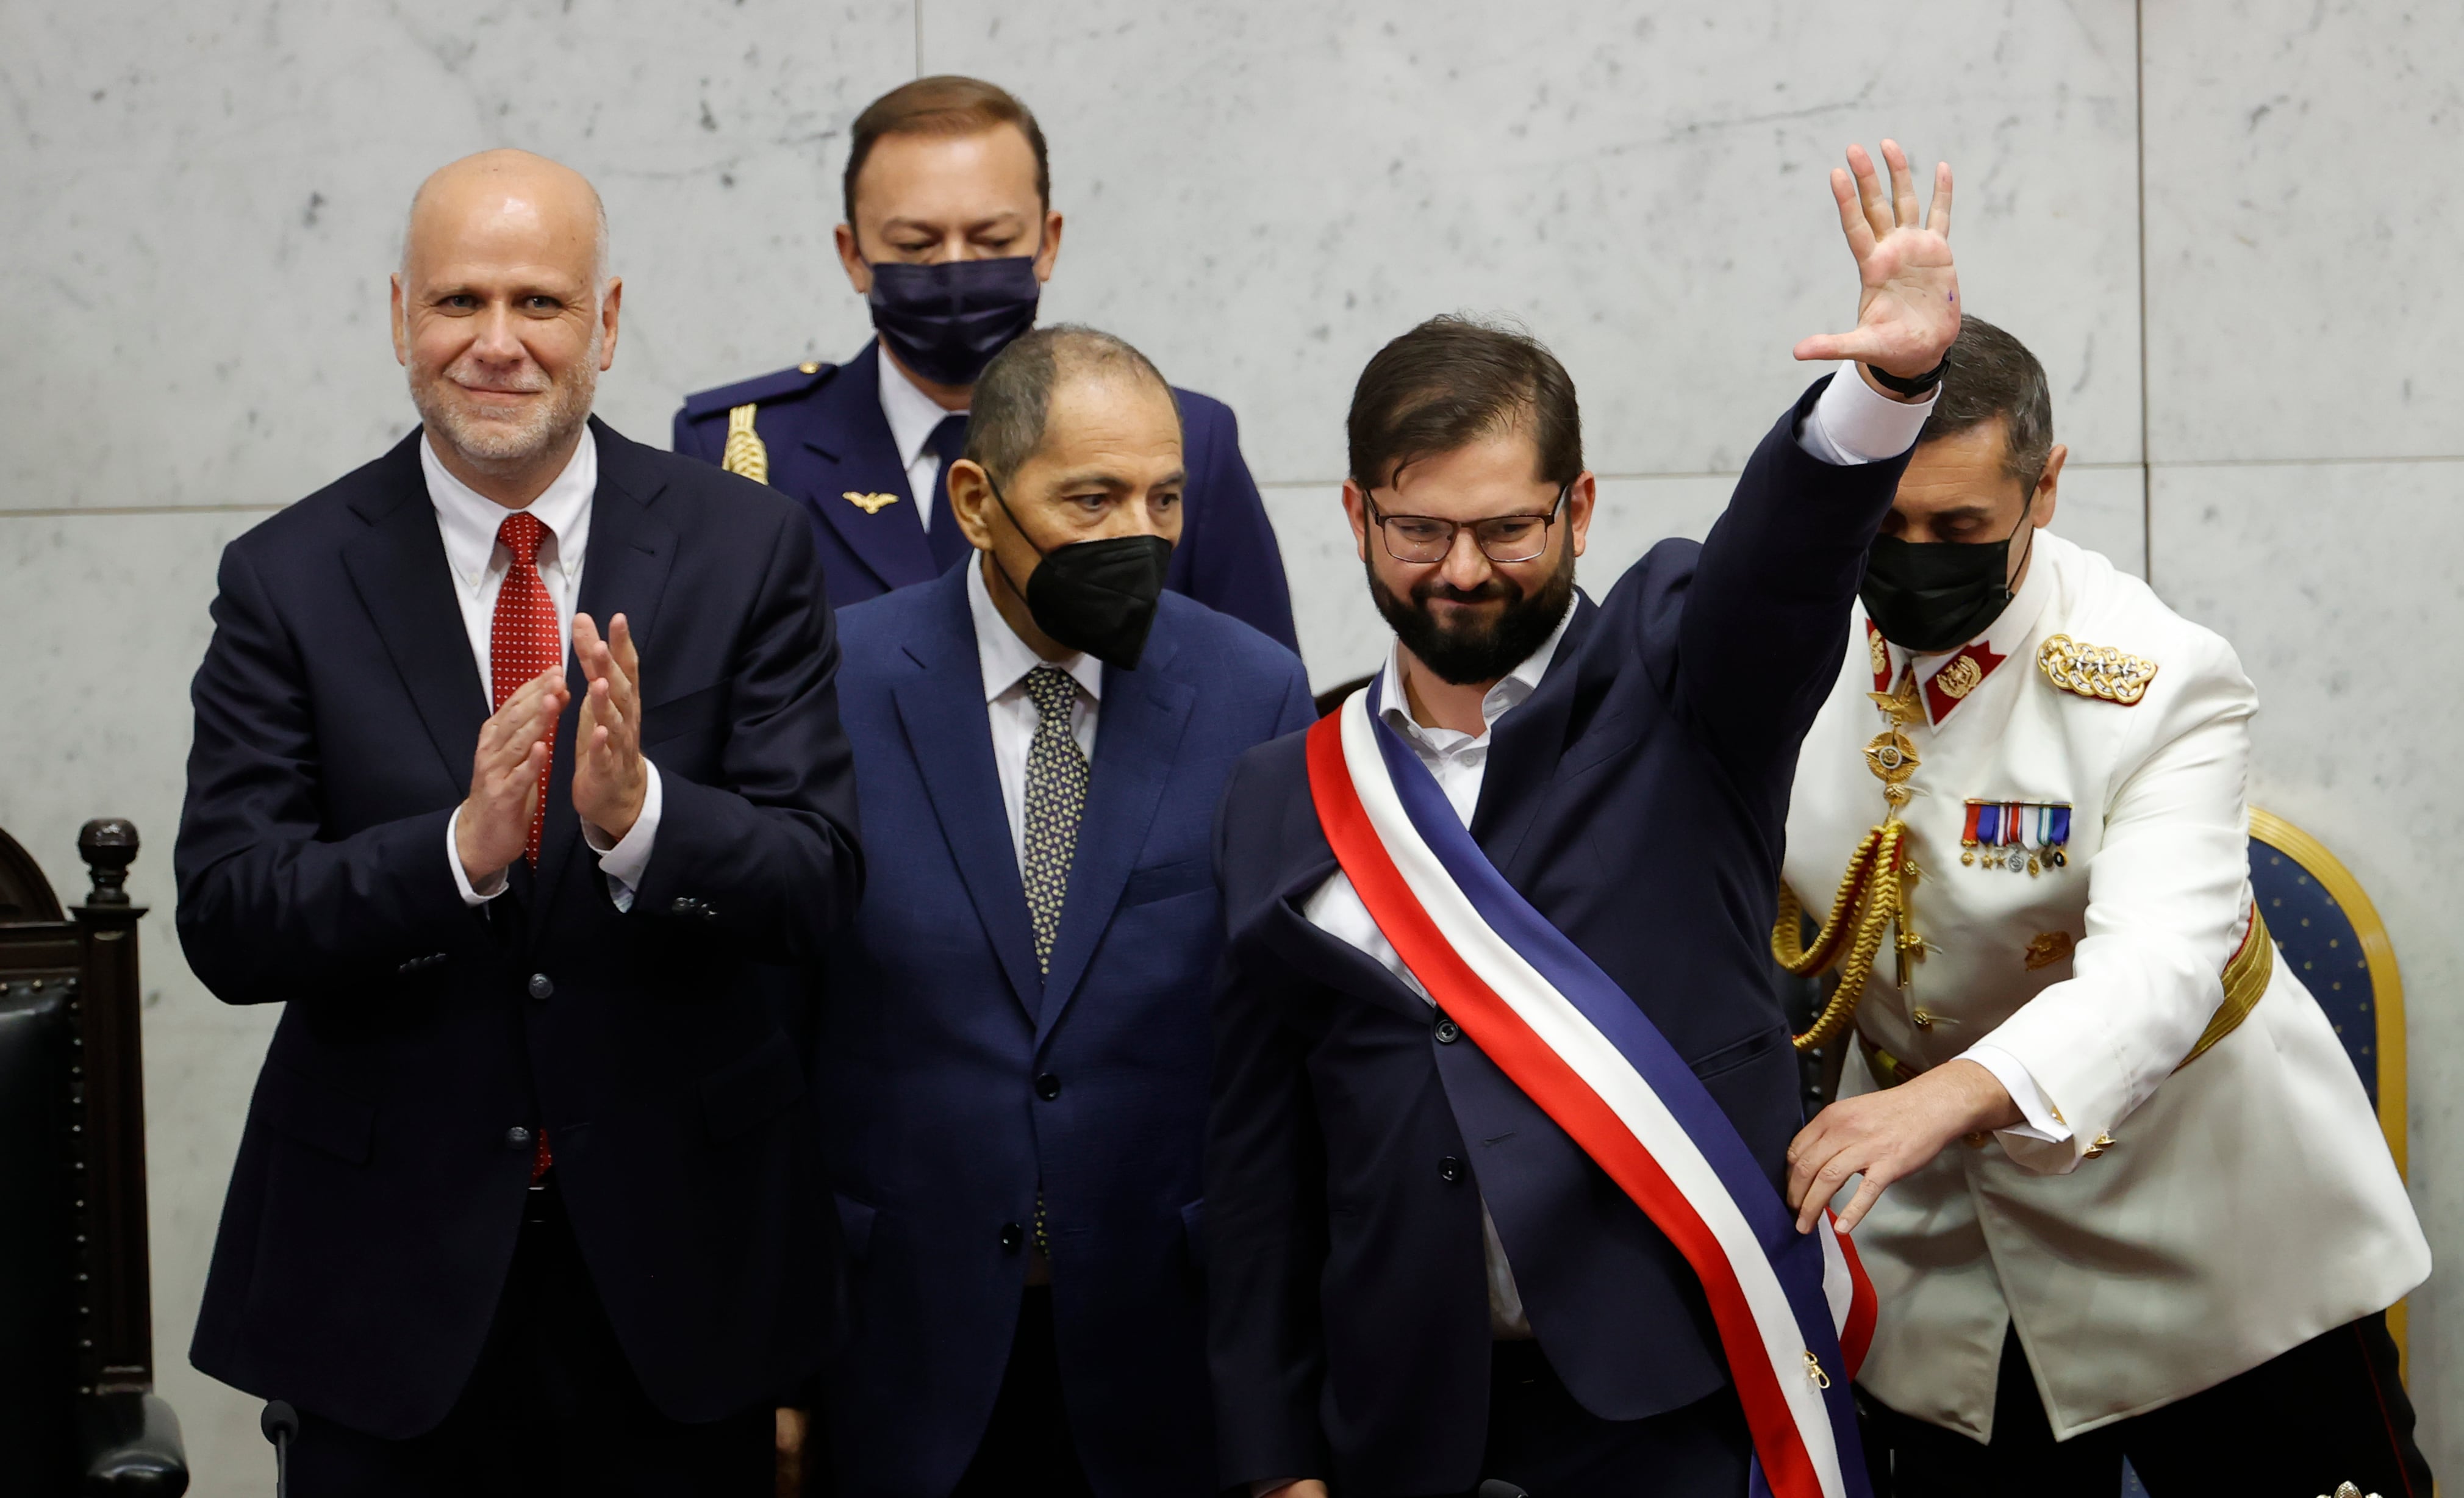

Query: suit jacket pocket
[[1686, 1025, 1788, 1083], [699, 1031, 807, 1142], [642, 681, 725, 749], [257, 1063, 376, 1166], [1121, 857, 1212, 908]]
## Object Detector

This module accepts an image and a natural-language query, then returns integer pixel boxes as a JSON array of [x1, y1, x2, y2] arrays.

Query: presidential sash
[[1307, 684, 1877, 1498]]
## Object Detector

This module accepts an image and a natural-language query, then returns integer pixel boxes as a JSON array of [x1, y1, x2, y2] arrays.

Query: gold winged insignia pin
[[843, 491, 901, 514]]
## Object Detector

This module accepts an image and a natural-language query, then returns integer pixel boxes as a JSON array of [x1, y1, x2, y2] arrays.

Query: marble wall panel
[[922, 0, 2146, 486], [0, 1, 912, 514], [2152, 458, 2464, 1471], [2142, 2, 2464, 464], [0, 506, 285, 1494]]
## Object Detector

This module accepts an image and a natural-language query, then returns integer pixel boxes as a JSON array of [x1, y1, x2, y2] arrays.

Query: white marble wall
[[0, 1, 2454, 1489]]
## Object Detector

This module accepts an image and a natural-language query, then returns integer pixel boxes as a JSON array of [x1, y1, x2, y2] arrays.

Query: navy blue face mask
[[865, 255, 1042, 387]]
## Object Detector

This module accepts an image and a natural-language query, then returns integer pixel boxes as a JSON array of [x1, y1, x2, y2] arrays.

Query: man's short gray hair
[[1916, 316, 2054, 490], [963, 324, 1180, 484]]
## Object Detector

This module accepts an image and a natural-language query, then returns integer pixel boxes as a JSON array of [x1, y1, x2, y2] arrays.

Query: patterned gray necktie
[[1020, 665, 1089, 976]]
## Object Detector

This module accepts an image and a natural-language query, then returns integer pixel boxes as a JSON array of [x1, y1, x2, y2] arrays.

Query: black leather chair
[[0, 819, 186, 1494]]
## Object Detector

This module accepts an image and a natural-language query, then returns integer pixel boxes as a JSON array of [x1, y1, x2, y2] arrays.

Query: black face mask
[[865, 256, 1042, 387], [986, 479, 1174, 671], [1860, 506, 2035, 653]]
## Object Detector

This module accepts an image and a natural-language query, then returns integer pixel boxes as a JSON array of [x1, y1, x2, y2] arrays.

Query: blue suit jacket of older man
[[817, 560, 1314, 1496], [673, 342, 1300, 651], [1204, 379, 1915, 1494]]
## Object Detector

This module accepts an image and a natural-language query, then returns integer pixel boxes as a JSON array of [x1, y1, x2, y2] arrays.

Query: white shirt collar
[[877, 342, 965, 473], [420, 426, 598, 588], [966, 552, 1104, 705], [1375, 592, 1579, 751]]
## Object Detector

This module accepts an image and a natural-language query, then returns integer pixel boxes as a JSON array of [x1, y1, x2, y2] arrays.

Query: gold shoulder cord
[[1775, 672, 1927, 1052], [722, 403, 770, 484]]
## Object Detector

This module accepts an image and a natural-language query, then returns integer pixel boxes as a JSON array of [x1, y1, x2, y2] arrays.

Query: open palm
[[1794, 140, 1959, 381]]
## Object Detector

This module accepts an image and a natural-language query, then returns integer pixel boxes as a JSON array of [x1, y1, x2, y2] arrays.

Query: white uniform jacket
[[1782, 529, 2427, 1442]]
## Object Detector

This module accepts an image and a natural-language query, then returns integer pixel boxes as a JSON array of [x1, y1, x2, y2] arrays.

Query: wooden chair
[[0, 819, 186, 1494]]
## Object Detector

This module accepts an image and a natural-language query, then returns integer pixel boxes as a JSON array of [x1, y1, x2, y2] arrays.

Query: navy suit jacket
[[817, 562, 1313, 1497], [1205, 380, 1913, 1493], [673, 341, 1301, 651], [176, 420, 864, 1438]]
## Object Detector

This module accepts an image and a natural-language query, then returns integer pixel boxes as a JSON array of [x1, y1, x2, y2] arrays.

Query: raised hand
[[571, 611, 648, 841], [1793, 140, 1958, 384], [457, 665, 567, 886]]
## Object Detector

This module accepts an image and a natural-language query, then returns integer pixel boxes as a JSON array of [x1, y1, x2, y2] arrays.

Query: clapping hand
[[1794, 140, 1959, 390], [456, 665, 567, 886], [572, 611, 648, 842]]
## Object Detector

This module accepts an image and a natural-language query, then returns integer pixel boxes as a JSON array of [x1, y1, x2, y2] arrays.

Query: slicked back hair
[[963, 324, 1181, 485], [843, 75, 1051, 229], [1916, 316, 2055, 490], [1347, 315, 1583, 492]]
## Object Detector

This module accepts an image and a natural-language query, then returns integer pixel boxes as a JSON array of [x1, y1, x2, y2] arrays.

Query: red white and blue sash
[[1307, 684, 1877, 1498]]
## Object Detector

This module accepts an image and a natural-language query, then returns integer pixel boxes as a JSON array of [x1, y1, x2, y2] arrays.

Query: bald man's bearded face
[[407, 317, 601, 468]]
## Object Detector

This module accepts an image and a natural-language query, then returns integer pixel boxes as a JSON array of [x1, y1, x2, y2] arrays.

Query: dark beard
[[1369, 543, 1576, 687]]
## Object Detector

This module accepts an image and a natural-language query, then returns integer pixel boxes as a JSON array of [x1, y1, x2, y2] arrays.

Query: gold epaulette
[[2038, 634, 2157, 704], [722, 403, 770, 485]]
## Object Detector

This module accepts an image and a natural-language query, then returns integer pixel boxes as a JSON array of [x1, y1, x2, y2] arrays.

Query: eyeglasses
[[1363, 482, 1571, 564]]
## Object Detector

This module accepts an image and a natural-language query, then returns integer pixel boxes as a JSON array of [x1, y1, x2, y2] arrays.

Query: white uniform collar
[[1375, 592, 1578, 752], [966, 552, 1103, 706], [421, 426, 597, 590], [877, 342, 965, 475], [1871, 533, 2059, 728]]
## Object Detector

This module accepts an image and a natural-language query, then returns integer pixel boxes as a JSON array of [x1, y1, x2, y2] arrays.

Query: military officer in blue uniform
[[675, 75, 1298, 651]]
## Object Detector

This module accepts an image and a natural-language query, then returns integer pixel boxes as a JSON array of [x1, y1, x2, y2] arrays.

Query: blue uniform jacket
[[1203, 379, 1914, 1494], [674, 342, 1300, 652], [818, 561, 1314, 1496], [177, 420, 864, 1438]]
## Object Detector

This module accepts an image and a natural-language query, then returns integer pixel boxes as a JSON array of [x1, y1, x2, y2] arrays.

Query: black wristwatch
[[1865, 357, 1947, 397]]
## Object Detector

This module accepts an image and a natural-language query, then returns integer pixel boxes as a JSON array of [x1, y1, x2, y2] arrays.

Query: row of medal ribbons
[[1961, 799, 2071, 873]]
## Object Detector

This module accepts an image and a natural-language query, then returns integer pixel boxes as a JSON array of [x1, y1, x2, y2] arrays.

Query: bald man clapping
[[176, 150, 862, 1493]]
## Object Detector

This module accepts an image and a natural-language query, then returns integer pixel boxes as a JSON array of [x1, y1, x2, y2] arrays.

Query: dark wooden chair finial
[[77, 819, 139, 906]]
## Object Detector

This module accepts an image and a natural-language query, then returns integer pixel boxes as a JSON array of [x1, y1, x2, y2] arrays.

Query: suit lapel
[[339, 432, 488, 801], [797, 343, 938, 593], [1471, 595, 1599, 880], [894, 568, 1044, 1016], [1033, 636, 1198, 1047], [1258, 853, 1434, 1026], [534, 421, 680, 922]]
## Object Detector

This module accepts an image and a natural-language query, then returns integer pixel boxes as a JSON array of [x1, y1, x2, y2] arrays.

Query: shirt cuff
[[446, 805, 509, 906], [584, 762, 661, 912], [1796, 365, 1939, 465], [1961, 1042, 2072, 1144]]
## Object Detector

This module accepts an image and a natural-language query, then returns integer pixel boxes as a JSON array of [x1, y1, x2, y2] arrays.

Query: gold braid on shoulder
[[1773, 824, 1919, 1052], [1775, 669, 1929, 1052]]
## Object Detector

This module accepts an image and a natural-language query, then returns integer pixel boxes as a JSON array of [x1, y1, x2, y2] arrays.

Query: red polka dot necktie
[[490, 512, 562, 869], [492, 512, 561, 1182]]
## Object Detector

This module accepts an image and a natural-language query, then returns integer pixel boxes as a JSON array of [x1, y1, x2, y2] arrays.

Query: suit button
[[670, 897, 700, 916], [998, 1222, 1025, 1253], [1438, 1155, 1465, 1184], [527, 973, 553, 1001], [505, 1126, 533, 1149], [1034, 1073, 1062, 1102], [1433, 1016, 1461, 1045]]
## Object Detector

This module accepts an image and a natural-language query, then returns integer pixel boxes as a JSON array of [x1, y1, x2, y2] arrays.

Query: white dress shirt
[[1301, 366, 1938, 1340], [967, 556, 1101, 867], [879, 348, 966, 532], [422, 430, 661, 909]]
